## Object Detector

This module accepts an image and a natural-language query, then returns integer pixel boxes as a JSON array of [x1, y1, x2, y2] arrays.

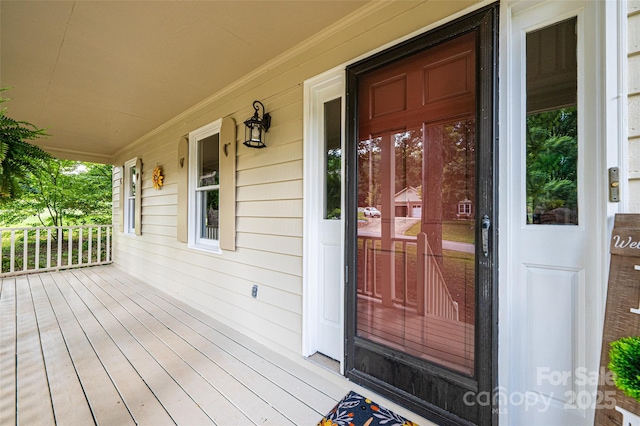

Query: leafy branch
[[0, 88, 50, 200]]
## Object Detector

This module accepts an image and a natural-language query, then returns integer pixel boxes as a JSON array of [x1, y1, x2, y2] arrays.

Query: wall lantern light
[[243, 100, 271, 149]]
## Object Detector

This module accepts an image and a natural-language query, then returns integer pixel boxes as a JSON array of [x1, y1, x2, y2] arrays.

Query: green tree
[[526, 107, 578, 223], [358, 136, 381, 208], [0, 88, 49, 200], [394, 129, 423, 194], [442, 120, 475, 210], [326, 148, 341, 219], [0, 159, 113, 227]]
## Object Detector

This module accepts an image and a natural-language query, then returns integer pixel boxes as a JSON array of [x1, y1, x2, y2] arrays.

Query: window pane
[[526, 18, 578, 225], [129, 166, 136, 196], [199, 189, 219, 240], [324, 98, 341, 219], [128, 199, 135, 231], [198, 134, 219, 187]]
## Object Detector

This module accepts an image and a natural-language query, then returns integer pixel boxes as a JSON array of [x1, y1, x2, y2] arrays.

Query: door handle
[[481, 215, 491, 257]]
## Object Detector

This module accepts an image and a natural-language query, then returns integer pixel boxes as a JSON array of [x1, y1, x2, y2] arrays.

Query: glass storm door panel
[[346, 7, 497, 425], [356, 120, 476, 375]]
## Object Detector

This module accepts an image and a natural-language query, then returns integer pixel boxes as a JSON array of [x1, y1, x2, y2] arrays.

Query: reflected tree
[[526, 107, 578, 224]]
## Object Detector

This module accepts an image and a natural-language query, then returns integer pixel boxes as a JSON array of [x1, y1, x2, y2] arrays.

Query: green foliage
[[0, 88, 50, 200], [609, 336, 640, 401], [0, 159, 113, 227], [357, 121, 474, 220], [441, 120, 475, 207], [526, 107, 578, 222], [326, 148, 341, 219]]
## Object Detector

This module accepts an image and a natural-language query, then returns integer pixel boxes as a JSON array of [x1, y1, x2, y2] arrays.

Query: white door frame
[[302, 68, 346, 372], [498, 0, 626, 424]]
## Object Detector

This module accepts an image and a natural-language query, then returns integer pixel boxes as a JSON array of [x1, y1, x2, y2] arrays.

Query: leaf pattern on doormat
[[318, 390, 419, 426]]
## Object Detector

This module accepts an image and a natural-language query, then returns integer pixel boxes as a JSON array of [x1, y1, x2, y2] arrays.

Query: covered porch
[[0, 265, 426, 425]]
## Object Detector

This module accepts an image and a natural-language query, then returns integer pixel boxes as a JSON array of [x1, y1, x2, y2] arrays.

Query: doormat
[[318, 390, 418, 426]]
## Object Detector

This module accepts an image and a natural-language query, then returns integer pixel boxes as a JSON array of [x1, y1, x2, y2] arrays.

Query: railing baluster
[[403, 241, 408, 306], [57, 228, 63, 268], [46, 228, 52, 269], [97, 227, 102, 263], [356, 233, 458, 321], [107, 226, 111, 262], [22, 230, 28, 271], [10, 230, 16, 273], [372, 240, 378, 297], [78, 227, 83, 265], [35, 228, 40, 271], [88, 227, 93, 264], [68, 227, 73, 267]]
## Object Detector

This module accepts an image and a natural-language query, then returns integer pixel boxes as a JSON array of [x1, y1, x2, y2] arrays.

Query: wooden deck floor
[[0, 265, 431, 425], [357, 298, 474, 375]]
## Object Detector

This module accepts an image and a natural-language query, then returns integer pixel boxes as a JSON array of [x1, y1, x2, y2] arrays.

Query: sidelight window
[[324, 98, 342, 219], [525, 18, 578, 225]]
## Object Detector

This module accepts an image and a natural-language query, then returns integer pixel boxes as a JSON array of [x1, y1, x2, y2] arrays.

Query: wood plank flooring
[[0, 265, 432, 426], [357, 297, 475, 375]]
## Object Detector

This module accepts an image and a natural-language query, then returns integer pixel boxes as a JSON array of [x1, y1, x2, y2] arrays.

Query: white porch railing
[[359, 233, 459, 321], [0, 225, 112, 277]]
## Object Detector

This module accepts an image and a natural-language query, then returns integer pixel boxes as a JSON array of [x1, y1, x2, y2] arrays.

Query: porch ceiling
[[0, 0, 368, 164]]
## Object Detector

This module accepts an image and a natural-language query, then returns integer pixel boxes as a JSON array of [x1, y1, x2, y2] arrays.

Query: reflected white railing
[[0, 225, 112, 277], [358, 233, 459, 321]]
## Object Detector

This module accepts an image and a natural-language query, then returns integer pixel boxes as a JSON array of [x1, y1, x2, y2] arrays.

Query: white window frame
[[188, 118, 222, 253], [123, 157, 137, 235], [457, 200, 472, 216]]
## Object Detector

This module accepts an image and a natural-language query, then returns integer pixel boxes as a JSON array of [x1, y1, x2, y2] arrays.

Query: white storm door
[[504, 1, 606, 425], [303, 71, 344, 363]]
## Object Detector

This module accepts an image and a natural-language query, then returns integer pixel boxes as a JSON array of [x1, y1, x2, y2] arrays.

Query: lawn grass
[[405, 220, 475, 244]]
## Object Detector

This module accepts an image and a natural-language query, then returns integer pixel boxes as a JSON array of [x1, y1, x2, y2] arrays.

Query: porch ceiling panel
[[1, 0, 368, 163]]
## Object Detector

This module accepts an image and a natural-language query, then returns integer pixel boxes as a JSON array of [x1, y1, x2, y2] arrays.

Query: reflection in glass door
[[346, 7, 498, 423], [357, 119, 476, 375], [355, 30, 477, 378]]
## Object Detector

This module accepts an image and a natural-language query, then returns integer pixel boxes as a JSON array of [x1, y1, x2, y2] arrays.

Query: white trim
[[303, 69, 345, 372], [607, 0, 629, 215], [188, 118, 222, 254], [123, 157, 137, 236], [600, 0, 628, 368]]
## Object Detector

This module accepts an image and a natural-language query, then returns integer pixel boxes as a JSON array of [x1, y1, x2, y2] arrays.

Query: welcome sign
[[611, 233, 640, 255], [595, 214, 640, 425]]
